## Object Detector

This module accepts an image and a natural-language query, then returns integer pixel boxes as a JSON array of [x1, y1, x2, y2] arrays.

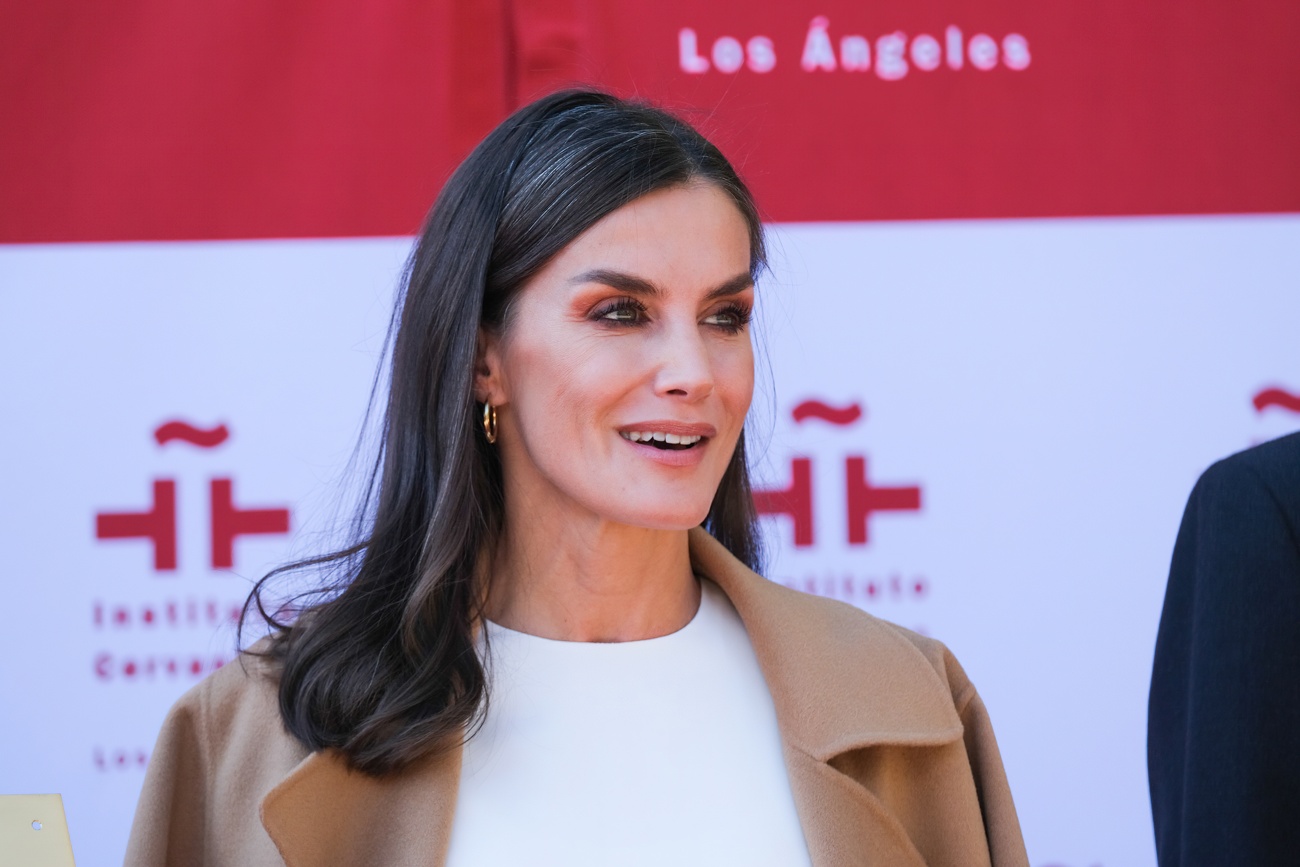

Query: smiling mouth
[[620, 431, 706, 451]]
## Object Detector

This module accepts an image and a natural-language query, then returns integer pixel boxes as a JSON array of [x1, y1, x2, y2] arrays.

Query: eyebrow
[[569, 268, 754, 301]]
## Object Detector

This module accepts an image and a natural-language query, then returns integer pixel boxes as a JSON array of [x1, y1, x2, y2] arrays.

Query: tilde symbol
[[1253, 387, 1300, 415]]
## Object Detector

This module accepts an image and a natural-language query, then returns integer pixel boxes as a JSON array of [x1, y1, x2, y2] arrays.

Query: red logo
[[94, 420, 291, 571], [153, 420, 230, 447], [1253, 386, 1300, 415], [753, 399, 922, 547]]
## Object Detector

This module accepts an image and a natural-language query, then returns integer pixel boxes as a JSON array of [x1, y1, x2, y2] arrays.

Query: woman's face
[[478, 182, 755, 532]]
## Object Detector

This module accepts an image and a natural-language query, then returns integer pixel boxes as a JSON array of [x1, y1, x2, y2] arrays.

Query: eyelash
[[593, 298, 753, 333]]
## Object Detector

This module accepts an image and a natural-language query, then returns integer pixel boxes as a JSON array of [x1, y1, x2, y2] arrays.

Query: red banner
[[2, 0, 1298, 241]]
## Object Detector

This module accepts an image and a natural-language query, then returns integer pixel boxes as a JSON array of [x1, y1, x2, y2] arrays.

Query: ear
[[473, 326, 506, 405]]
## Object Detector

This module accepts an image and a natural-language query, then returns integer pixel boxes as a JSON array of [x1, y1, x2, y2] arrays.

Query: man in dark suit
[[1149, 431, 1300, 864]]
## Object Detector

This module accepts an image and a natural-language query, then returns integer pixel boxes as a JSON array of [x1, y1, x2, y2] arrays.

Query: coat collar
[[260, 746, 460, 866], [260, 527, 963, 866], [687, 527, 963, 760]]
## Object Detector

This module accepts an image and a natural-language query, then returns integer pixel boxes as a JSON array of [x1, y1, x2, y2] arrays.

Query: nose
[[653, 321, 714, 402]]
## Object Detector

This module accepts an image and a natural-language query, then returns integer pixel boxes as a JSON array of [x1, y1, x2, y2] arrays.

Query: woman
[[127, 90, 1028, 866]]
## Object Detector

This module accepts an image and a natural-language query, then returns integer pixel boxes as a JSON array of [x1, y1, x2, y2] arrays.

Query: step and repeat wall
[[2, 2, 1298, 865]]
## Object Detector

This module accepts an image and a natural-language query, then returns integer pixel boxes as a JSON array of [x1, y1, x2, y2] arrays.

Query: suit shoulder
[[1187, 433, 1300, 537], [1200, 432, 1300, 496]]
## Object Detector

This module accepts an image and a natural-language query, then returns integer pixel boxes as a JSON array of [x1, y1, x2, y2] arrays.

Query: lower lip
[[621, 437, 710, 467]]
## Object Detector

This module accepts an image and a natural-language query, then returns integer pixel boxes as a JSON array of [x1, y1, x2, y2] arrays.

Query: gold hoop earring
[[482, 402, 498, 444]]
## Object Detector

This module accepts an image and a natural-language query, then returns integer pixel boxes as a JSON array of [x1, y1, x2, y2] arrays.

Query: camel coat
[[125, 528, 1029, 866]]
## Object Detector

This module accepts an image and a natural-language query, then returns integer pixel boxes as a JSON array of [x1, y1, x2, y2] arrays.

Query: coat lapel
[[260, 743, 461, 866], [260, 527, 967, 866], [688, 527, 966, 866], [782, 746, 930, 866]]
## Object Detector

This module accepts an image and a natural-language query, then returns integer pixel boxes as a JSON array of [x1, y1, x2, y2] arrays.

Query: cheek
[[714, 341, 756, 417], [503, 332, 618, 437]]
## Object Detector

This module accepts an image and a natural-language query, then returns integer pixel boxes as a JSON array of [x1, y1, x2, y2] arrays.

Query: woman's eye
[[703, 304, 752, 331], [595, 299, 646, 325]]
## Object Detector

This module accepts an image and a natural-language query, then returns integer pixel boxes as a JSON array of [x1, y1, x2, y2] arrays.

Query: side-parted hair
[[245, 89, 767, 776]]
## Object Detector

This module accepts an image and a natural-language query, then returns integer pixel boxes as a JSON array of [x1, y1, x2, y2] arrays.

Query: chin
[[606, 500, 714, 532]]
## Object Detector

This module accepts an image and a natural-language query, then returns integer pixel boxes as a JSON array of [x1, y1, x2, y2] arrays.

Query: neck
[[485, 513, 700, 643]]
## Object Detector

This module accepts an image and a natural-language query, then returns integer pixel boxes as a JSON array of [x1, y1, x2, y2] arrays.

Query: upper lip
[[618, 421, 717, 438]]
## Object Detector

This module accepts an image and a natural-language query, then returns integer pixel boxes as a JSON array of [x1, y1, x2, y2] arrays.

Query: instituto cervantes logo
[[1251, 384, 1300, 446], [1253, 386, 1300, 416], [89, 419, 293, 770], [95, 420, 290, 571], [754, 398, 929, 618], [753, 398, 921, 548], [90, 420, 292, 683]]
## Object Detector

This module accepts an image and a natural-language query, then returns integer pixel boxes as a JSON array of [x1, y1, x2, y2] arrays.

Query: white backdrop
[[2, 213, 1298, 866]]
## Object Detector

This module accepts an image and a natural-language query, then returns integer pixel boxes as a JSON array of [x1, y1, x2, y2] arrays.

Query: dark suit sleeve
[[1148, 440, 1300, 866]]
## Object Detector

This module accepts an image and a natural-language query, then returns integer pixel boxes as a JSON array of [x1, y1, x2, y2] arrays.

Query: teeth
[[621, 431, 704, 445]]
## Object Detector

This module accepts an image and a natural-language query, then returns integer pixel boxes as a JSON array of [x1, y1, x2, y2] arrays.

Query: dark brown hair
[[244, 89, 767, 776]]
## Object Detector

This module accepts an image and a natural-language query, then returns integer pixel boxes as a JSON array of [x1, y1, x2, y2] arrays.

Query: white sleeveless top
[[444, 579, 813, 867]]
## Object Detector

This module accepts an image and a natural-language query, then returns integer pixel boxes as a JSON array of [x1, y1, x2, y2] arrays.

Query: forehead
[[541, 183, 753, 288]]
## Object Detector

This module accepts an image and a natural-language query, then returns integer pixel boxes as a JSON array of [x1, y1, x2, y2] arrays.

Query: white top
[[445, 579, 813, 867]]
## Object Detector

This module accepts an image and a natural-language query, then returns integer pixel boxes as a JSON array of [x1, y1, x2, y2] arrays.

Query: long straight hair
[[245, 90, 767, 776]]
